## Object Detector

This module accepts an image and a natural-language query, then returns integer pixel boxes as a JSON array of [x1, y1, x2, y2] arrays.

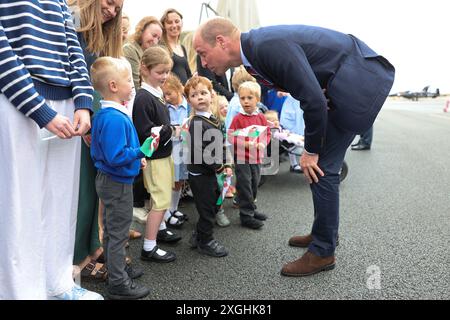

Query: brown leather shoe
[[288, 234, 313, 248], [281, 251, 336, 277], [288, 234, 340, 248]]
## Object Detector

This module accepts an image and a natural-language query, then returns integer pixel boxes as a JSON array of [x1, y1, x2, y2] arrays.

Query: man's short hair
[[90, 57, 130, 95], [200, 17, 238, 46]]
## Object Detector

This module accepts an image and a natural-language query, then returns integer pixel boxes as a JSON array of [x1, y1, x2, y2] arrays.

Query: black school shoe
[[141, 246, 176, 263], [241, 217, 264, 229], [125, 264, 144, 279], [157, 229, 182, 244], [254, 211, 268, 221], [197, 239, 228, 258], [106, 279, 150, 300]]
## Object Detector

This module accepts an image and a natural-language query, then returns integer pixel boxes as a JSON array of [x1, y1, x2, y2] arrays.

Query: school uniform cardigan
[[187, 115, 229, 176], [132, 87, 174, 160]]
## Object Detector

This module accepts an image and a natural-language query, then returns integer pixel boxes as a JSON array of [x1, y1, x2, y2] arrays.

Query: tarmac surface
[[84, 97, 450, 300]]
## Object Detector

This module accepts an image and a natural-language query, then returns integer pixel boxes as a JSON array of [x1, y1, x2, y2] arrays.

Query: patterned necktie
[[244, 66, 276, 90]]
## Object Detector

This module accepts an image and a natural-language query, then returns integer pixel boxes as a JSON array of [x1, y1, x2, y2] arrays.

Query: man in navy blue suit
[[194, 18, 395, 277]]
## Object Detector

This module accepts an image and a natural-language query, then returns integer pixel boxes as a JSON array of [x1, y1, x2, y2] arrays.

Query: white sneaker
[[133, 207, 149, 225], [53, 285, 104, 300], [216, 210, 231, 227]]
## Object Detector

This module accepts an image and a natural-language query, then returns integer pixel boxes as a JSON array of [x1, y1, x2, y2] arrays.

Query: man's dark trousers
[[360, 126, 374, 146], [309, 118, 355, 257]]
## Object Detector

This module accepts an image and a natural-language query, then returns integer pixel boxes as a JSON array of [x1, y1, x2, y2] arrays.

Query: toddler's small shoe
[[216, 210, 231, 227]]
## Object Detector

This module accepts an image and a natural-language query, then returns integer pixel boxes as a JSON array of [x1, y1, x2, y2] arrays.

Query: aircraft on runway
[[390, 86, 440, 101]]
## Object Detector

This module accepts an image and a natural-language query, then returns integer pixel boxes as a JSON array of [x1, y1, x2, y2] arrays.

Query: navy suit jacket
[[241, 25, 395, 154]]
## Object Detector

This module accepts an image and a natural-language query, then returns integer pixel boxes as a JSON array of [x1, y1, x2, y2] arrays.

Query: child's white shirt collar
[[101, 100, 132, 119], [239, 108, 260, 116], [141, 82, 163, 99], [167, 97, 188, 110], [196, 111, 212, 118]]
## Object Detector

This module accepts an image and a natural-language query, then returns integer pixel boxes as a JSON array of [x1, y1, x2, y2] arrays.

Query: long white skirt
[[0, 95, 81, 299]]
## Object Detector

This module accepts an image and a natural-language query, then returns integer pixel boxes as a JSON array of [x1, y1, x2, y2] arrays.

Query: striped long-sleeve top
[[0, 0, 93, 128]]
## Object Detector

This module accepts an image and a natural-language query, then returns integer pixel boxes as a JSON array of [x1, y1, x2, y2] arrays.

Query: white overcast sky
[[124, 0, 449, 93]]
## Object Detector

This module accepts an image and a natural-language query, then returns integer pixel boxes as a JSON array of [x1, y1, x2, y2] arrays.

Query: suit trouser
[[308, 119, 355, 257], [189, 173, 219, 244], [95, 172, 132, 287], [0, 95, 80, 299], [359, 126, 374, 146], [235, 164, 261, 220]]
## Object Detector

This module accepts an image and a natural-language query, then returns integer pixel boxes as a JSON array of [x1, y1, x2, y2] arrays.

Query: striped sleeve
[[60, 0, 93, 111], [0, 20, 57, 127]]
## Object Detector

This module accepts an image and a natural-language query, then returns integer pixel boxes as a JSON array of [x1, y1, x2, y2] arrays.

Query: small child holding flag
[[229, 82, 271, 230], [90, 57, 150, 300], [185, 76, 232, 257]]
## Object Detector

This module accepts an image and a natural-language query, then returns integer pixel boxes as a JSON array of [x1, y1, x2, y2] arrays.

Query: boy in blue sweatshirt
[[90, 57, 150, 300]]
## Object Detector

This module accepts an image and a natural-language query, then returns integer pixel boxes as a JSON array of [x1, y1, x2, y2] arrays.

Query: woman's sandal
[[129, 229, 142, 240], [80, 260, 108, 282]]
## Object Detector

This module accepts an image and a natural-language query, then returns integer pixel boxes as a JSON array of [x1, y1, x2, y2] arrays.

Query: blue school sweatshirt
[[91, 102, 144, 184]]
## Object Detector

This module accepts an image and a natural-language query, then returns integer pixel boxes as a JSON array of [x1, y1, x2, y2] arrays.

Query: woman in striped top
[[0, 0, 99, 300]]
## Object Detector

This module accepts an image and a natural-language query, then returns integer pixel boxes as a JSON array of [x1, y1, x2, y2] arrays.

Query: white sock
[[159, 221, 167, 231], [289, 154, 299, 167], [164, 209, 172, 221], [164, 209, 178, 224], [143, 239, 167, 256], [143, 239, 157, 252], [170, 190, 181, 212]]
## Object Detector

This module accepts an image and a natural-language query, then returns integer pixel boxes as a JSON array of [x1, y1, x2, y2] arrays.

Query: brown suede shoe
[[288, 234, 313, 248], [281, 251, 336, 277]]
